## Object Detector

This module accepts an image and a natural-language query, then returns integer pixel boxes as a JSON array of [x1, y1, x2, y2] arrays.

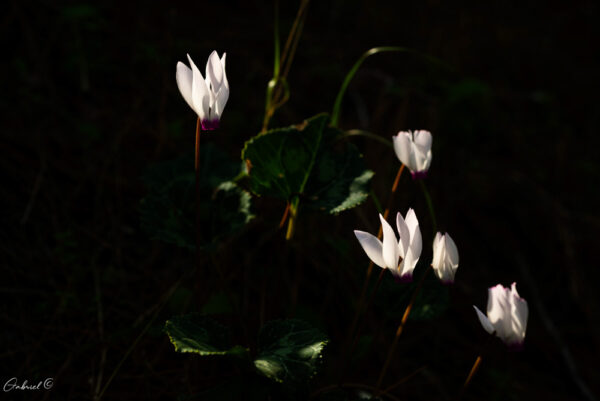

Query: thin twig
[[20, 155, 46, 224], [93, 264, 107, 401], [96, 277, 183, 400]]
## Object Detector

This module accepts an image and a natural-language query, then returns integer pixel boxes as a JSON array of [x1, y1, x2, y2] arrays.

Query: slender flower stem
[[331, 47, 449, 128], [342, 165, 405, 377], [278, 201, 291, 229], [352, 165, 405, 333], [375, 264, 432, 392], [383, 365, 427, 394], [337, 269, 386, 383], [331, 47, 411, 127], [262, 0, 310, 132], [195, 117, 201, 259], [458, 332, 495, 400], [459, 355, 483, 398], [285, 197, 299, 240], [367, 164, 405, 277]]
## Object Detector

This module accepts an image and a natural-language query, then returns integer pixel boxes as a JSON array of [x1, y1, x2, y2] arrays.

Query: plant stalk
[[374, 264, 432, 392], [195, 117, 201, 264]]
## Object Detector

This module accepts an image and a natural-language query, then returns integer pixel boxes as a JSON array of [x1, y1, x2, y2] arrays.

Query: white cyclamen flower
[[353, 209, 422, 282], [392, 130, 432, 178], [431, 232, 459, 284], [176, 51, 229, 130], [473, 283, 529, 349]]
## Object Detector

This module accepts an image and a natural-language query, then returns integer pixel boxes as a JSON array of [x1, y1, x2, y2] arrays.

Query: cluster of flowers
[[175, 51, 529, 349], [356, 130, 529, 349]]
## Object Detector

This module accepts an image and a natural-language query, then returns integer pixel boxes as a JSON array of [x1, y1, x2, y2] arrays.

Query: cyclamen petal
[[392, 130, 433, 178], [475, 283, 529, 348], [380, 214, 399, 270], [176, 62, 194, 110], [474, 306, 495, 334], [354, 230, 385, 269], [431, 232, 459, 284], [176, 51, 229, 129], [355, 210, 422, 281], [396, 209, 421, 279]]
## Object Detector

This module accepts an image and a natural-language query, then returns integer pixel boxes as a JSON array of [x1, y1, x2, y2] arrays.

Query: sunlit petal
[[206, 50, 224, 92], [380, 214, 399, 269], [474, 305, 495, 334], [354, 230, 385, 269], [393, 132, 413, 169], [187, 54, 209, 120], [176, 62, 194, 110]]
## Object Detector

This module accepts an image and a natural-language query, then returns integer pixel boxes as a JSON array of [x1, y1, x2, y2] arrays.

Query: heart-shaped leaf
[[242, 114, 373, 215], [165, 313, 248, 358], [254, 319, 328, 384]]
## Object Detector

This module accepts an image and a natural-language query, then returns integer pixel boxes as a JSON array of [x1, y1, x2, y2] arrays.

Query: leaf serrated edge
[[164, 318, 248, 357], [328, 169, 375, 214]]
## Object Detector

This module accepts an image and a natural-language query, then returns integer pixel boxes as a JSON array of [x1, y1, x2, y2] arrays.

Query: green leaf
[[139, 143, 254, 250], [242, 114, 373, 214], [165, 313, 248, 358], [254, 319, 328, 384]]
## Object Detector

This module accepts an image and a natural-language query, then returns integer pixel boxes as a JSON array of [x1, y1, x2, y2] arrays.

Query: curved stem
[[331, 47, 412, 127], [342, 129, 394, 149], [375, 264, 432, 392], [331, 46, 450, 127]]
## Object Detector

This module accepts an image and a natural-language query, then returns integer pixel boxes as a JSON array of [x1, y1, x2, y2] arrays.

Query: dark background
[[2, 0, 599, 400]]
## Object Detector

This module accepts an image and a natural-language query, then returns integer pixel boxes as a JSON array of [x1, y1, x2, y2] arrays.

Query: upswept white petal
[[354, 230, 385, 269], [487, 285, 511, 339], [474, 305, 495, 334], [413, 130, 432, 150], [187, 54, 209, 120], [412, 131, 432, 171], [509, 283, 528, 344], [206, 50, 224, 92], [405, 209, 422, 260], [445, 234, 459, 267], [176, 62, 194, 110], [221, 53, 229, 91], [396, 212, 410, 257], [393, 132, 412, 169], [405, 223, 422, 273], [213, 53, 229, 118], [213, 87, 229, 120], [431, 232, 444, 270], [380, 214, 399, 269], [392, 209, 421, 278]]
